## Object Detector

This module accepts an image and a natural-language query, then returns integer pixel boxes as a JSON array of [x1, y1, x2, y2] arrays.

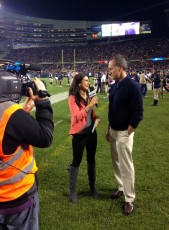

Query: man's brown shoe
[[110, 190, 123, 199], [124, 202, 134, 215]]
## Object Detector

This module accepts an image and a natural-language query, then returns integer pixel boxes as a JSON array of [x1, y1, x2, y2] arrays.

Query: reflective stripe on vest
[[0, 101, 14, 118], [0, 148, 24, 170], [0, 101, 37, 202], [0, 158, 34, 185]]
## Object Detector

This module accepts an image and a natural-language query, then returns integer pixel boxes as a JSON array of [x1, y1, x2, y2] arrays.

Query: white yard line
[[20, 91, 69, 110], [54, 120, 63, 126], [49, 91, 68, 104], [21, 91, 69, 127]]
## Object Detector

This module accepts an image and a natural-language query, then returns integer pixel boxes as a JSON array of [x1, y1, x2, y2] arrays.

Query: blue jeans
[[0, 192, 39, 230], [140, 84, 147, 96]]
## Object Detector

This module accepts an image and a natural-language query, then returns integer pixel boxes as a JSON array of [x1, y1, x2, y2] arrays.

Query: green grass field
[[32, 78, 169, 229]]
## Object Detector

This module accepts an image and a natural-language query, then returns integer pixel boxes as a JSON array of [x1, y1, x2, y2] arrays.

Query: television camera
[[0, 60, 50, 103]]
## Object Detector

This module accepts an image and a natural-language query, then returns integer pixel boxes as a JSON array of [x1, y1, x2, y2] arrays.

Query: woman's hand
[[95, 116, 101, 123], [85, 96, 98, 113], [89, 96, 98, 107]]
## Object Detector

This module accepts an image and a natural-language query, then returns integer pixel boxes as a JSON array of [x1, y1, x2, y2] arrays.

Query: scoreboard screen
[[89, 21, 151, 39], [101, 22, 140, 37]]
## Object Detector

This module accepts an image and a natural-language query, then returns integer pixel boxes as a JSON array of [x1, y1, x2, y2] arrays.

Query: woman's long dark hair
[[69, 73, 89, 106]]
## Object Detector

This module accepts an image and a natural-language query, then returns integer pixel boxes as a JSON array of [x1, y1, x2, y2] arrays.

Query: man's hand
[[23, 97, 35, 113], [105, 129, 110, 142], [28, 77, 48, 102], [127, 125, 135, 135]]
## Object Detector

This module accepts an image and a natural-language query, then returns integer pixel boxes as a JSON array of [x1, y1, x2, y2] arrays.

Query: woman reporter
[[68, 73, 100, 203]]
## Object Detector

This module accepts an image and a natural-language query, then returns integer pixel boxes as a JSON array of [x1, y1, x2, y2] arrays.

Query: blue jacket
[[108, 76, 143, 130], [153, 73, 161, 89]]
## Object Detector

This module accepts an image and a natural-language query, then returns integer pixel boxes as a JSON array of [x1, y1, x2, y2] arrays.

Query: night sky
[[1, 0, 169, 36]]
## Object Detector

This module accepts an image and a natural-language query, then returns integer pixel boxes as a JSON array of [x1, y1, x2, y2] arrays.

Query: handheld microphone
[[89, 86, 98, 107]]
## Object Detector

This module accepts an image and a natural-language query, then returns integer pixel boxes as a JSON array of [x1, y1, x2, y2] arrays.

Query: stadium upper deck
[[0, 7, 151, 50]]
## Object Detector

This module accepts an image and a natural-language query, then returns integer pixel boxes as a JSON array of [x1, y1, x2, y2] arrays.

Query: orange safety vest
[[0, 101, 38, 202]]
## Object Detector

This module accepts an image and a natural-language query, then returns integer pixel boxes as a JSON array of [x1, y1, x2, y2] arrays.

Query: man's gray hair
[[109, 54, 128, 70]]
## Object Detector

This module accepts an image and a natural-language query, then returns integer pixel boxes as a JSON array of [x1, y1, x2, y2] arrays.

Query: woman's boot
[[69, 166, 79, 203], [87, 163, 99, 198]]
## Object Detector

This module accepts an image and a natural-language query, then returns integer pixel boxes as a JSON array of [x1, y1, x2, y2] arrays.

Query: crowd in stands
[[4, 36, 169, 78], [0, 36, 8, 43]]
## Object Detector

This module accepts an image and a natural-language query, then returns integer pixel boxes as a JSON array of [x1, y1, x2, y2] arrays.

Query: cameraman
[[0, 77, 54, 229]]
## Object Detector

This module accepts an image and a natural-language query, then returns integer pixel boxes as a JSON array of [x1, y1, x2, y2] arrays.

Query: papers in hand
[[92, 119, 99, 133]]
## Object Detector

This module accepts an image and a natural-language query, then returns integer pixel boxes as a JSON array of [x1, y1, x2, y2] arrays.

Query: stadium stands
[[0, 7, 169, 76]]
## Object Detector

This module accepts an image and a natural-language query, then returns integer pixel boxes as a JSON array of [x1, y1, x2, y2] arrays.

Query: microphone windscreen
[[89, 86, 95, 91], [89, 86, 98, 107], [25, 63, 43, 71], [89, 86, 96, 98]]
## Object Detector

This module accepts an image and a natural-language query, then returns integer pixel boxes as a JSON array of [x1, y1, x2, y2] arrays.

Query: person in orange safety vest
[[0, 77, 54, 229]]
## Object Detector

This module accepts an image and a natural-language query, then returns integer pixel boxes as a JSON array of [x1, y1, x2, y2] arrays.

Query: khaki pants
[[153, 88, 160, 100], [109, 128, 135, 202]]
